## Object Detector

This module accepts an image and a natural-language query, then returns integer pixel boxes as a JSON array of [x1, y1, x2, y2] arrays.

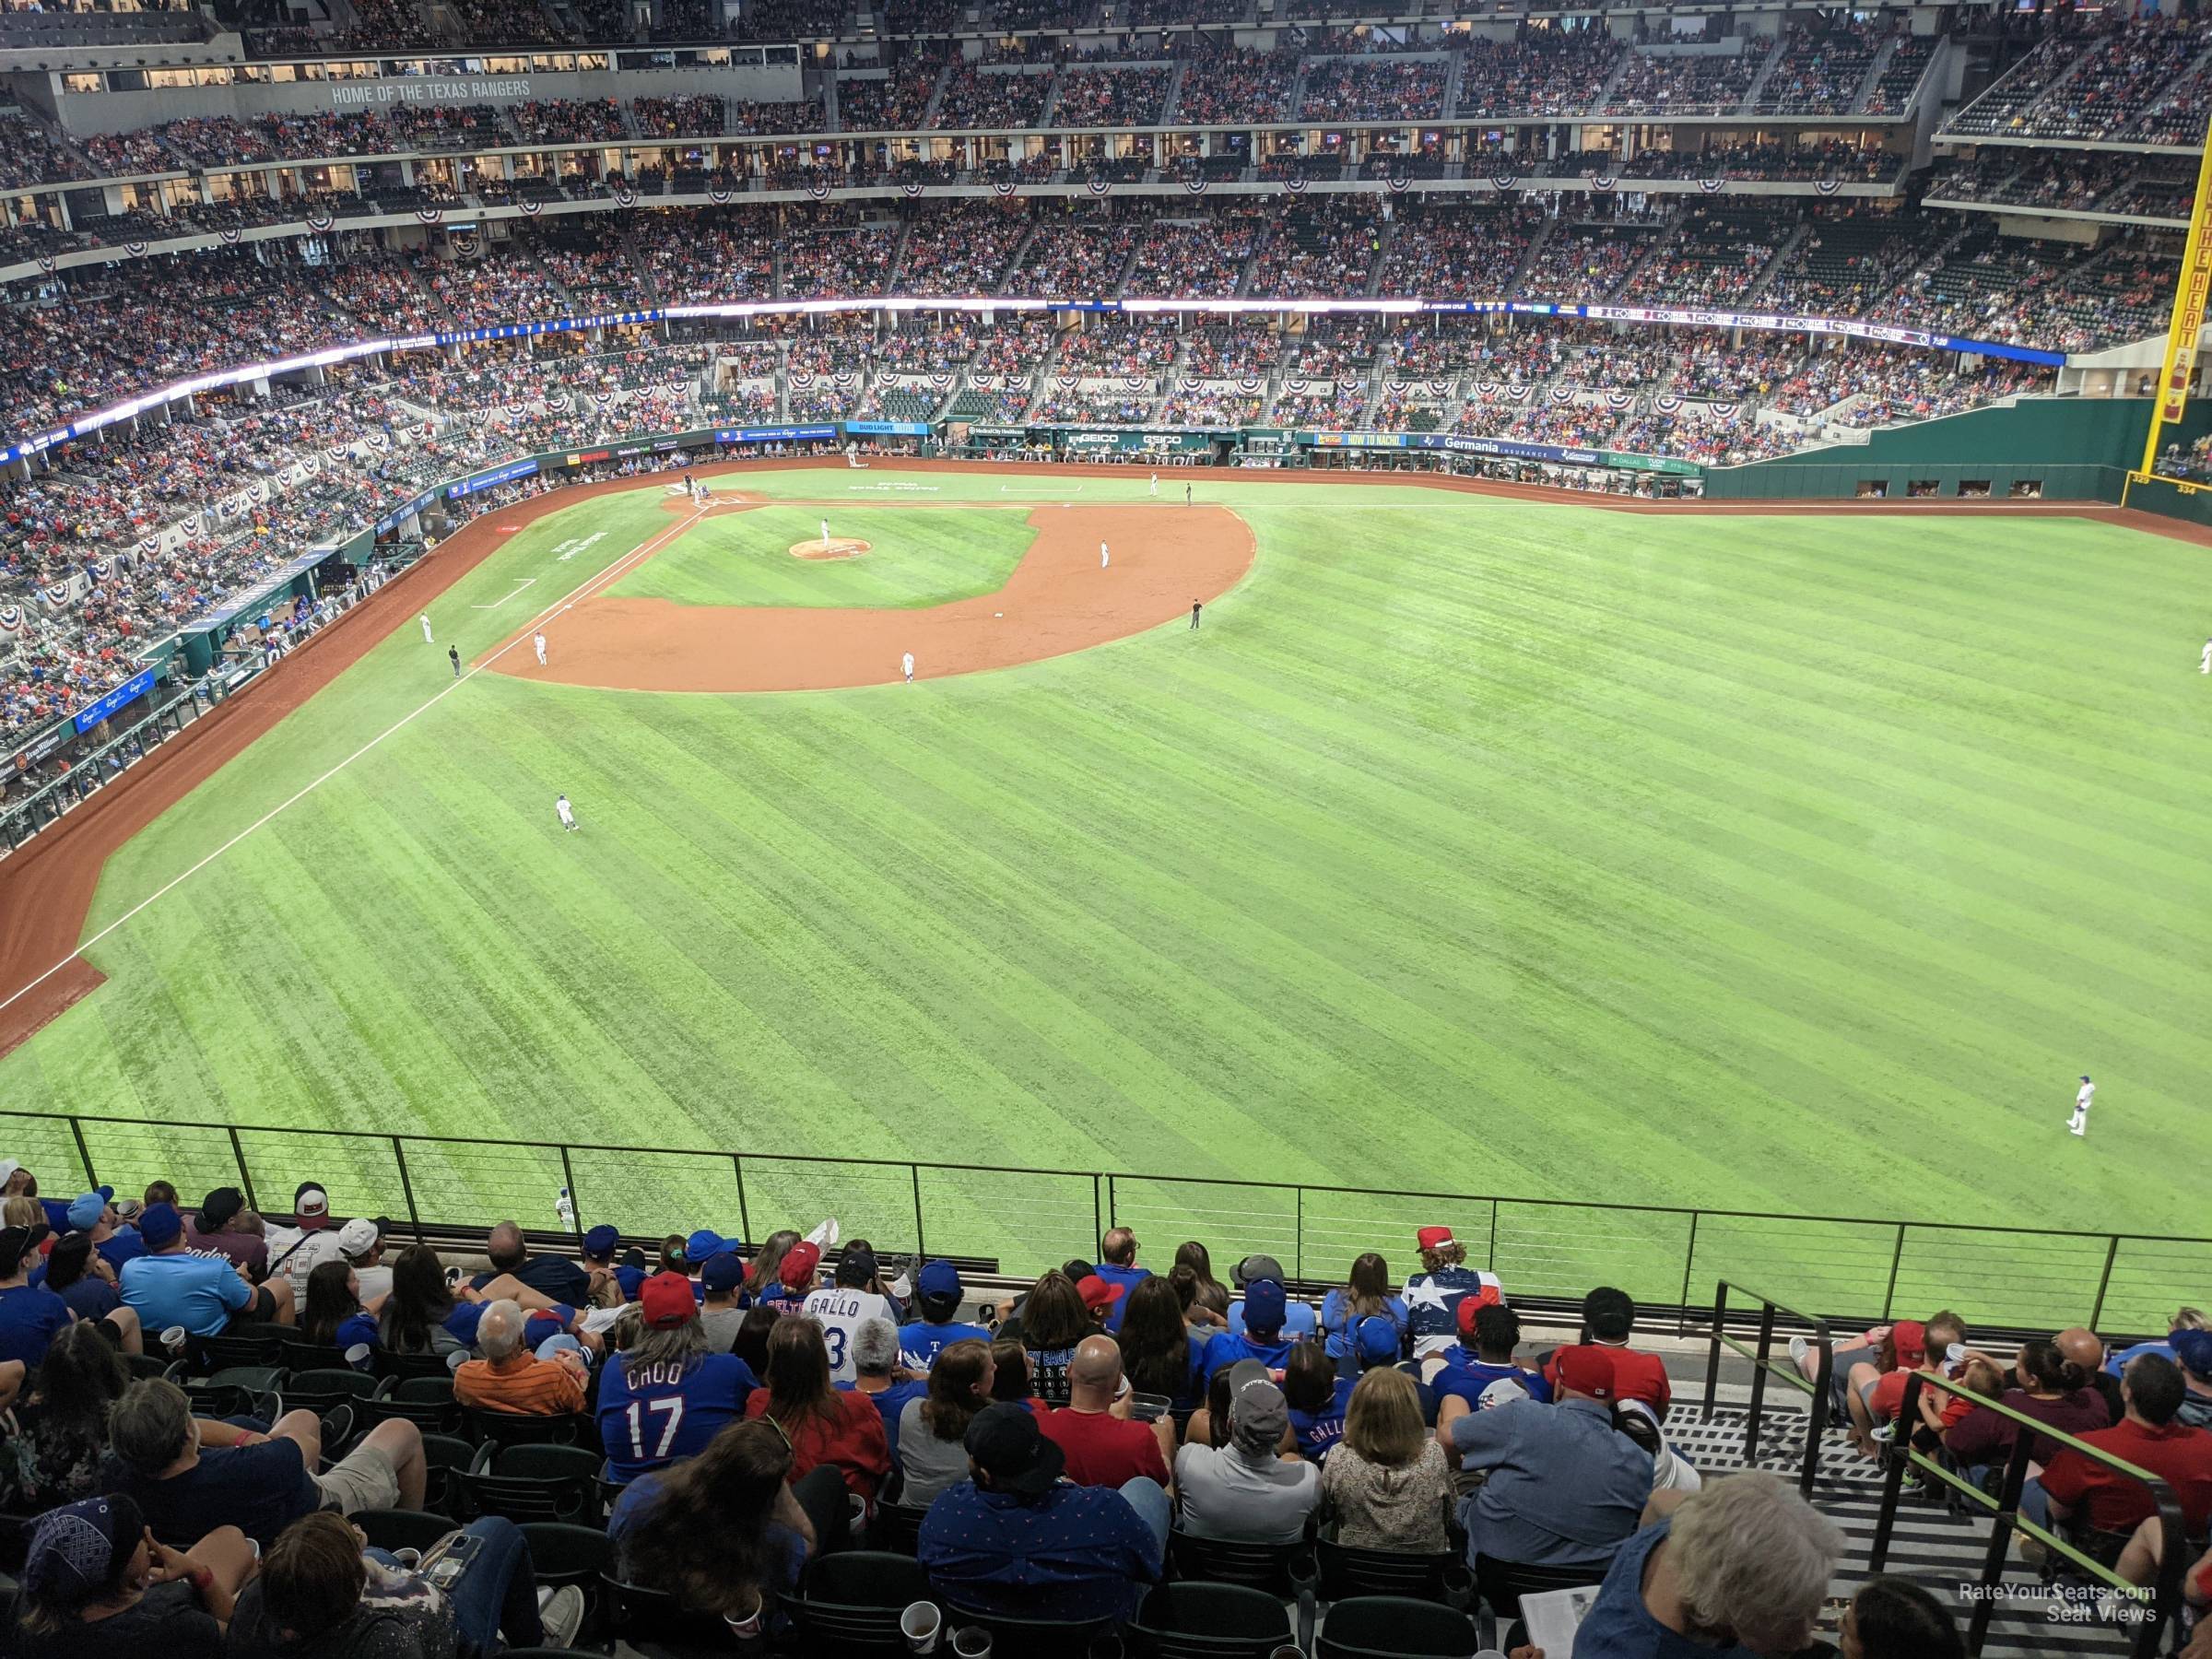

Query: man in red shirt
[[1542, 1288, 1672, 1418], [2034, 1355, 2212, 1549], [1039, 1335, 1173, 1493]]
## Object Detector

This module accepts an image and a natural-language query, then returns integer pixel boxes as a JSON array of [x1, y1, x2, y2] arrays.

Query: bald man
[[1092, 1228, 1151, 1335], [2057, 1326, 2125, 1423], [1038, 1335, 1174, 1492]]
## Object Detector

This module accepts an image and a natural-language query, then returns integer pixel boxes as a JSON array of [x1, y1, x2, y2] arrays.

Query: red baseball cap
[[1554, 1346, 1617, 1401], [640, 1272, 696, 1329], [1891, 1321, 1927, 1367], [1454, 1283, 1505, 1335], [1077, 1275, 1125, 1315], [780, 1240, 822, 1289], [1417, 1226, 1455, 1252]]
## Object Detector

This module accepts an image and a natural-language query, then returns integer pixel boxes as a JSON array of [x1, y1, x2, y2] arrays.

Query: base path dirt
[[482, 503, 1254, 693]]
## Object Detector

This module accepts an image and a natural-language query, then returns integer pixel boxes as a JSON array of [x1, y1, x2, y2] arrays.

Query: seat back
[[364, 1375, 460, 1433], [941, 1603, 1115, 1658], [1128, 1582, 1294, 1658], [278, 1339, 352, 1372], [1167, 1529, 1313, 1597], [371, 1347, 458, 1382], [1314, 1538, 1456, 1605], [283, 1368, 381, 1414], [515, 1522, 614, 1587], [1472, 1553, 1606, 1619], [353, 1509, 459, 1556], [463, 1406, 582, 1449], [418, 1433, 476, 1512], [1314, 1594, 1477, 1659], [596, 1570, 727, 1647], [784, 1552, 935, 1653], [188, 1330, 284, 1372], [453, 1441, 601, 1524], [867, 1499, 930, 1556]]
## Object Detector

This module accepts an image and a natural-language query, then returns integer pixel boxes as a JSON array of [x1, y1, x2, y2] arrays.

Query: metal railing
[[1870, 1372, 2187, 1656], [1701, 1279, 1833, 1497], [0, 1110, 2203, 1339]]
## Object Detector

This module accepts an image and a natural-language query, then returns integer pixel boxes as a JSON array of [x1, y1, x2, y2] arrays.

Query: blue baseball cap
[[1242, 1277, 1288, 1335], [582, 1225, 619, 1258], [137, 1203, 182, 1250], [684, 1229, 724, 1264], [1353, 1314, 1400, 1367], [918, 1259, 963, 1300], [701, 1251, 746, 1294], [2172, 1329, 2212, 1382], [65, 1188, 113, 1231]]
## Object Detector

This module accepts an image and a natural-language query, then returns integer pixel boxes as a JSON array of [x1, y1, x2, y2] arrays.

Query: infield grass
[[4, 469, 2208, 1326], [608, 503, 1037, 608]]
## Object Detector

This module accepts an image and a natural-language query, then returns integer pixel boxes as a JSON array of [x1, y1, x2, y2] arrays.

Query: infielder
[[420, 614, 434, 644], [1149, 472, 1159, 498], [556, 793, 578, 832], [2200, 636, 2210, 674], [1100, 540, 1110, 570], [2067, 1074, 2094, 1137], [534, 630, 547, 666], [821, 517, 832, 551], [1191, 600, 1202, 630], [901, 652, 914, 683]]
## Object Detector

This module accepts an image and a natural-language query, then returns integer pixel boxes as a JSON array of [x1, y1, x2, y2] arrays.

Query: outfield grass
[[608, 503, 1037, 608], [5, 469, 2208, 1323]]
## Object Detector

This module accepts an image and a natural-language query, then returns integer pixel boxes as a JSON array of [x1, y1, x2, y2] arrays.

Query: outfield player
[[420, 614, 434, 644], [1191, 600, 1202, 630], [2201, 636, 2210, 674], [902, 652, 914, 683], [2068, 1074, 2095, 1137], [1149, 472, 1158, 498], [556, 794, 577, 832], [534, 630, 547, 666]]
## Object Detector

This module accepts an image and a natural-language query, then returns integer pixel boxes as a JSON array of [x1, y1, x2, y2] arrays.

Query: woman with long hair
[[11, 1493, 253, 1659], [10, 1320, 130, 1508], [1172, 1241, 1230, 1324], [743, 1315, 888, 1514], [299, 1259, 375, 1350], [1943, 1336, 2108, 1482], [1282, 1337, 1353, 1463], [40, 1231, 121, 1324], [375, 1243, 464, 1356], [896, 1336, 994, 1506], [1119, 1277, 1205, 1414], [611, 1419, 822, 1627], [734, 1304, 782, 1374], [1321, 1253, 1406, 1366], [1008, 1269, 1090, 1406], [988, 1338, 1033, 1402], [1318, 1367, 1453, 1551], [743, 1230, 801, 1302]]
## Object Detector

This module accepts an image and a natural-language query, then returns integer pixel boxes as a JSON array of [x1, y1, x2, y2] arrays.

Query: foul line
[[0, 507, 707, 1022]]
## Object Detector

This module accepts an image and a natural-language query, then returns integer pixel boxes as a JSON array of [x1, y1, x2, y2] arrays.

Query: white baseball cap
[[336, 1218, 381, 1259]]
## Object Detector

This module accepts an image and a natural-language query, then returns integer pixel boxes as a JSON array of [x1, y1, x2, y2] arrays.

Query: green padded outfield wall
[[1704, 396, 2212, 501]]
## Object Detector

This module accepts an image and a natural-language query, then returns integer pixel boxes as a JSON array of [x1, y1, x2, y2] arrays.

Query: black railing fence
[[1, 1111, 2202, 1337]]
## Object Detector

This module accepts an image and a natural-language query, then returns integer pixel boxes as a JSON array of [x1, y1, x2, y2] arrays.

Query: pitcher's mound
[[792, 537, 872, 560]]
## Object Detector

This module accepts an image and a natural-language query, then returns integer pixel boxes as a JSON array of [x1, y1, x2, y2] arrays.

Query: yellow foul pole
[[2140, 111, 2212, 476]]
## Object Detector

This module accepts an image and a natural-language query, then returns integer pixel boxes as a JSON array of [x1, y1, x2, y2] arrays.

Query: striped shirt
[[453, 1353, 587, 1417]]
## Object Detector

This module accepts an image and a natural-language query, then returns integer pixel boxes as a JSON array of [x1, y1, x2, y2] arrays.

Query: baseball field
[[1, 465, 2207, 1320]]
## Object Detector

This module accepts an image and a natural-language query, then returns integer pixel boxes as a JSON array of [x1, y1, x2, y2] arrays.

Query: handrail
[[1870, 1371, 2187, 1655], [1701, 1279, 1831, 1496]]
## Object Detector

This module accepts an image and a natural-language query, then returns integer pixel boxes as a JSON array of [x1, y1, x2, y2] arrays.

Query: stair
[[882, 216, 916, 288], [1743, 218, 1811, 304], [1605, 208, 1681, 302], [1441, 45, 1468, 118], [1159, 58, 1190, 125], [618, 224, 657, 304], [1584, 46, 1633, 118], [1036, 68, 1063, 129], [1508, 215, 1556, 294], [917, 59, 953, 129], [1365, 220, 1394, 297], [823, 71, 841, 134], [1740, 32, 1788, 112], [1847, 35, 1894, 115]]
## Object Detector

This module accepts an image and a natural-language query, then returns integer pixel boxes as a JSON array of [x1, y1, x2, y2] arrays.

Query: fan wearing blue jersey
[[598, 1272, 759, 1485]]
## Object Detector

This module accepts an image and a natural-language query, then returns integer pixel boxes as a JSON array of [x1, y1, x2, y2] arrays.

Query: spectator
[[804, 1241, 897, 1384], [2028, 1354, 2212, 1554], [610, 1418, 828, 1628], [1403, 1227, 1500, 1359], [1039, 1335, 1174, 1490], [1438, 1347, 1651, 1578], [1614, 1399, 1705, 1494], [1321, 1252, 1406, 1366], [598, 1271, 759, 1484], [1943, 1336, 2109, 1482], [581, 1224, 645, 1302], [120, 1204, 291, 1338], [2059, 1325, 2126, 1422], [1175, 1360, 1320, 1544], [1203, 1276, 1296, 1378], [1006, 1269, 1091, 1406], [1119, 1275, 1206, 1415], [1226, 1253, 1318, 1339], [454, 1299, 589, 1416], [229, 1507, 582, 1655], [375, 1242, 472, 1358], [899, 1259, 992, 1369], [257, 1181, 335, 1303], [104, 1377, 428, 1547], [1545, 1287, 1673, 1418], [8, 1493, 253, 1659], [917, 1401, 1167, 1623], [187, 1188, 268, 1279], [2175, 1330, 2212, 1429], [1837, 1574, 1965, 1659], [1435, 1299, 1553, 1412], [698, 1250, 747, 1352], [2106, 1308, 2205, 1377], [741, 1229, 802, 1304], [296, 1260, 375, 1351], [758, 1239, 820, 1316], [843, 1315, 925, 1458], [40, 1231, 123, 1325], [1077, 1274, 1126, 1330], [65, 1189, 145, 1274], [0, 1223, 80, 1367], [898, 1336, 994, 1507], [1570, 1472, 1843, 1657], [1092, 1228, 1150, 1333], [336, 1218, 393, 1305], [472, 1219, 592, 1304], [745, 1312, 889, 1510], [6, 1321, 121, 1508], [1318, 1366, 1453, 1552], [1282, 1337, 1353, 1464], [1172, 1241, 1230, 1324], [734, 1303, 781, 1374]]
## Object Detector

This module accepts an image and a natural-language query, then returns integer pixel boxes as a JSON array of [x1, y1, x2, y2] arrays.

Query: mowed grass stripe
[[610, 505, 1036, 609]]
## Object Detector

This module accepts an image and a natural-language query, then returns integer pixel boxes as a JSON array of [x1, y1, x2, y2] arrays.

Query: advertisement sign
[[714, 425, 839, 443], [843, 420, 932, 436], [71, 668, 156, 735], [447, 459, 539, 499]]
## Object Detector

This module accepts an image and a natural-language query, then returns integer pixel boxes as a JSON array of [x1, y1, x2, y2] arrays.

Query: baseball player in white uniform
[[2068, 1074, 2094, 1137], [1149, 472, 1159, 498], [901, 652, 914, 683], [1100, 540, 1110, 570], [556, 794, 577, 832], [419, 614, 434, 644], [533, 631, 547, 666], [821, 517, 832, 550], [2200, 637, 2210, 674]]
